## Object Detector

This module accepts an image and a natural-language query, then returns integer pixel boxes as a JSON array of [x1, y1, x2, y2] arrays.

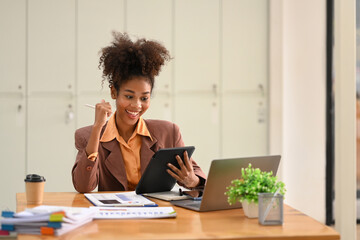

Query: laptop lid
[[172, 155, 281, 212]]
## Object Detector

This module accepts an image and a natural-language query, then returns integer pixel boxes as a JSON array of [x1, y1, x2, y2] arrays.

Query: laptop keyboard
[[183, 201, 201, 208]]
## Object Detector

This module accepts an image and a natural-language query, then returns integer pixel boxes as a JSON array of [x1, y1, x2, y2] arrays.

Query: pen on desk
[[84, 104, 95, 109], [144, 203, 159, 207]]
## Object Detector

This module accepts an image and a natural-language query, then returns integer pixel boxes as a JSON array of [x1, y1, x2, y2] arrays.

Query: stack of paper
[[0, 206, 96, 236]]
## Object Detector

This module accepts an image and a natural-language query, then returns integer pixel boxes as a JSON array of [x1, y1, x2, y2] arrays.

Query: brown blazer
[[72, 119, 206, 193]]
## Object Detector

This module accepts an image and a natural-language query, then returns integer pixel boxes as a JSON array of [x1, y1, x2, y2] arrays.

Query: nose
[[131, 99, 141, 109]]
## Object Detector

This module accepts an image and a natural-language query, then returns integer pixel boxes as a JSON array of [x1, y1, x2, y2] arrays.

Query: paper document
[[84, 191, 157, 207], [90, 207, 176, 219]]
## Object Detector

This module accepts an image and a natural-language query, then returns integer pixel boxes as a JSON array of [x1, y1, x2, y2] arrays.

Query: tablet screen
[[135, 146, 195, 194]]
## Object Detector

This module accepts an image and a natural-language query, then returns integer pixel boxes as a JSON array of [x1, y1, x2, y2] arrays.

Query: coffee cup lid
[[24, 174, 46, 182]]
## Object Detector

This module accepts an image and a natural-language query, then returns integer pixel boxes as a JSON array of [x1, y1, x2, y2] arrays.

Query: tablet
[[135, 146, 195, 194]]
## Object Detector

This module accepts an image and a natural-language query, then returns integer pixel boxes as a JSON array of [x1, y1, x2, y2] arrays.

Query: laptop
[[171, 155, 281, 212]]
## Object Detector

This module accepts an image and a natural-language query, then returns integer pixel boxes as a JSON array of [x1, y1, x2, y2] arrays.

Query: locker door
[[127, 0, 173, 121], [27, 0, 76, 192], [0, 0, 26, 93], [0, 0, 26, 211], [0, 96, 26, 211], [174, 0, 220, 92], [77, 0, 125, 93], [174, 0, 220, 174], [28, 0, 75, 93], [222, 0, 268, 158], [27, 96, 76, 192], [222, 95, 267, 157]]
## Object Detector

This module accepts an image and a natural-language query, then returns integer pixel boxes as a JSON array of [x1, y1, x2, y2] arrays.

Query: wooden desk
[[16, 192, 339, 240]]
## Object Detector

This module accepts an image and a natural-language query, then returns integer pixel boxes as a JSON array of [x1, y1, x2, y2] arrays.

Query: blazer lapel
[[101, 140, 128, 187], [100, 120, 160, 187], [140, 136, 158, 174]]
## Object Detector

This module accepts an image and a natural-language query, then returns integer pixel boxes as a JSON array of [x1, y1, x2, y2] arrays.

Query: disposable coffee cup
[[24, 174, 46, 205]]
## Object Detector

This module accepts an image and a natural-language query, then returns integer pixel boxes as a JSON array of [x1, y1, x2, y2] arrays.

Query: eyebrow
[[124, 89, 151, 95]]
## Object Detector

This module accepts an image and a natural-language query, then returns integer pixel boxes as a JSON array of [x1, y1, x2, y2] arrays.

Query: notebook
[[171, 155, 281, 212]]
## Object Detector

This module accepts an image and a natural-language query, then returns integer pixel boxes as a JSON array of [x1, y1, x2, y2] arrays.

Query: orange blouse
[[89, 114, 152, 190]]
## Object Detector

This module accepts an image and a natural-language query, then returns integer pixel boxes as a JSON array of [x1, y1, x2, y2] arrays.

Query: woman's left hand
[[167, 151, 200, 189]]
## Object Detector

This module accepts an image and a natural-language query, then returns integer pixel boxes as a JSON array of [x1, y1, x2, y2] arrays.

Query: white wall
[[280, 0, 326, 223]]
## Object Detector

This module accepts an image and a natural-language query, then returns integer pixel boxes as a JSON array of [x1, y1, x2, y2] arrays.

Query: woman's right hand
[[94, 99, 113, 128], [85, 100, 112, 157]]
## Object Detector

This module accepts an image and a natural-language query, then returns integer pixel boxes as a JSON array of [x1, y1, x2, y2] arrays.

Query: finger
[[96, 102, 112, 113], [95, 102, 106, 111], [167, 163, 183, 178], [175, 155, 187, 174], [166, 169, 182, 182], [100, 101, 111, 108], [104, 104, 113, 116], [106, 110, 113, 117], [101, 99, 105, 103], [95, 104, 110, 117], [97, 108, 111, 118], [183, 151, 193, 172]]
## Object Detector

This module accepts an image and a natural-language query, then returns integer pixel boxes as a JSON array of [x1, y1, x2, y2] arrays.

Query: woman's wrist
[[92, 123, 104, 132], [86, 124, 102, 156]]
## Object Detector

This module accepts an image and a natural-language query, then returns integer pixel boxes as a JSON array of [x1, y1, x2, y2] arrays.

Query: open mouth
[[126, 110, 140, 118]]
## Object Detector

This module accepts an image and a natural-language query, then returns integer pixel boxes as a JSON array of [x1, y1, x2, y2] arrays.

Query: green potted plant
[[225, 163, 286, 218]]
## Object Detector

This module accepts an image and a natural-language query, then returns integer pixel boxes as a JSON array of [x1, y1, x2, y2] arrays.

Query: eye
[[141, 97, 149, 101], [125, 95, 133, 99]]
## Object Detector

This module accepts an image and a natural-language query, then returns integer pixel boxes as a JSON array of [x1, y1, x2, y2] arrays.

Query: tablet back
[[135, 146, 195, 194]]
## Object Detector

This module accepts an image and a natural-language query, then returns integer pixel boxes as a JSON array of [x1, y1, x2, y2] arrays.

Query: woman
[[72, 33, 206, 193]]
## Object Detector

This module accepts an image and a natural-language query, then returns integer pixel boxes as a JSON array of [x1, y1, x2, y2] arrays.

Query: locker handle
[[258, 84, 264, 97], [212, 84, 218, 97], [65, 104, 74, 124]]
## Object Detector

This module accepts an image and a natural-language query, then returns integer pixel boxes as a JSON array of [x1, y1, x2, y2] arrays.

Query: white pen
[[85, 104, 95, 109]]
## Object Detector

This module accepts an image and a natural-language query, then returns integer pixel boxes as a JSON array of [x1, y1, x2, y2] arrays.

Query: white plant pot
[[242, 200, 259, 218]]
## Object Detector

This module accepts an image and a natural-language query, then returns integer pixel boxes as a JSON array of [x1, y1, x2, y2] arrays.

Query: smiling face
[[111, 76, 151, 134]]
